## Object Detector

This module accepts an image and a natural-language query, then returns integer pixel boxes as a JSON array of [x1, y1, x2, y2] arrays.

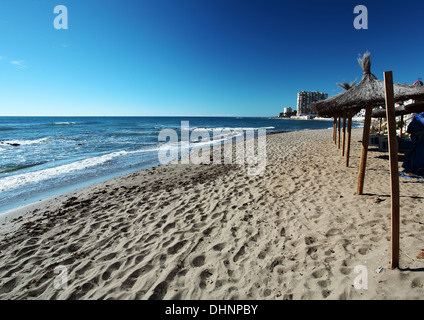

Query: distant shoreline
[[273, 116, 365, 123]]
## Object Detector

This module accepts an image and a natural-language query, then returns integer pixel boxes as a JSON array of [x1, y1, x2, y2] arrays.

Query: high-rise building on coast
[[297, 91, 328, 116]]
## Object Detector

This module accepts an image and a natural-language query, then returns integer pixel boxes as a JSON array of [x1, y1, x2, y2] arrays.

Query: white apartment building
[[297, 91, 328, 116]]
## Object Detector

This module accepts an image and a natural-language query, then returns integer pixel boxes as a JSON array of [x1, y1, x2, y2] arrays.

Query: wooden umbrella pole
[[379, 118, 382, 134], [384, 71, 400, 269], [335, 116, 339, 146], [400, 115, 404, 138], [333, 117, 337, 143], [338, 116, 341, 149], [342, 111, 347, 157], [356, 105, 372, 195], [345, 111, 352, 167]]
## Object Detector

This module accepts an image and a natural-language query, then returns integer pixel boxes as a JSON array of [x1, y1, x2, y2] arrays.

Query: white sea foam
[[186, 126, 274, 131], [52, 122, 76, 125], [0, 148, 158, 192], [158, 129, 246, 154], [0, 137, 49, 146]]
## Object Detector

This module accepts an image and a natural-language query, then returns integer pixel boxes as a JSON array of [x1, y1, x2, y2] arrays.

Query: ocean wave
[[0, 161, 48, 174], [52, 122, 76, 125], [0, 127, 15, 131], [182, 126, 274, 132], [82, 121, 101, 124], [159, 130, 244, 151], [0, 148, 159, 192], [106, 132, 155, 137], [0, 137, 49, 146]]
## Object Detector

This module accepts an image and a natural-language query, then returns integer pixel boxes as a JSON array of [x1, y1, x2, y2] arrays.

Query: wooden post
[[384, 71, 400, 269], [333, 117, 337, 143], [342, 111, 347, 156], [356, 106, 372, 195], [338, 116, 341, 149], [345, 111, 352, 167], [399, 115, 404, 138], [379, 118, 382, 134]]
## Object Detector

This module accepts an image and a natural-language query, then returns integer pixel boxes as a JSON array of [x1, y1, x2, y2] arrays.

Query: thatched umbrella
[[312, 52, 424, 116], [336, 80, 357, 158], [372, 105, 410, 134], [373, 102, 424, 136], [404, 101, 424, 113], [311, 52, 424, 195], [372, 105, 410, 137], [372, 105, 409, 118]]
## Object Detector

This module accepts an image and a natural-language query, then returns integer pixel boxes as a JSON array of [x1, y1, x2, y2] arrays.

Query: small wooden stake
[[346, 111, 352, 167], [356, 105, 372, 195], [384, 71, 400, 269], [342, 111, 347, 156]]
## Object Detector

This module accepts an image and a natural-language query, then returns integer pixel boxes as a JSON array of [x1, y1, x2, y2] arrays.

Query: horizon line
[[0, 114, 283, 118]]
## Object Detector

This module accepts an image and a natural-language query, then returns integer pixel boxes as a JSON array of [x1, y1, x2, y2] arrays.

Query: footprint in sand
[[148, 281, 168, 300], [162, 222, 176, 233], [212, 243, 225, 251], [167, 240, 187, 255], [192, 255, 206, 267], [199, 269, 213, 289], [233, 245, 246, 263]]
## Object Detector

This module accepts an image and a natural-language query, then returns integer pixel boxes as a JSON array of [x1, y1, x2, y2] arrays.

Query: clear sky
[[0, 0, 423, 116]]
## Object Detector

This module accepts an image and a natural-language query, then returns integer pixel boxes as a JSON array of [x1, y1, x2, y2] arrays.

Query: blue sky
[[0, 0, 423, 116]]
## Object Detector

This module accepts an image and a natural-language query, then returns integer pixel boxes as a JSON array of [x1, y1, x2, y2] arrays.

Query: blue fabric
[[407, 112, 424, 134], [402, 112, 424, 173]]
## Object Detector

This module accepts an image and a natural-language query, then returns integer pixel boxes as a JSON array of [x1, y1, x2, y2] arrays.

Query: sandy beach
[[1, 128, 423, 300]]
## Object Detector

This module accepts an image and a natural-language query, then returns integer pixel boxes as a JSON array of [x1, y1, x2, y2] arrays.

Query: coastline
[[0, 128, 290, 217], [1, 116, 341, 216], [274, 116, 365, 123], [1, 128, 424, 299]]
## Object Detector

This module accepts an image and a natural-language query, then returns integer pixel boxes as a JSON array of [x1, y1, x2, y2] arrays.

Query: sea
[[0, 116, 362, 214]]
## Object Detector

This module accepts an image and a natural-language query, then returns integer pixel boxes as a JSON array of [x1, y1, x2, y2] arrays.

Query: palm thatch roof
[[372, 105, 409, 118], [317, 80, 357, 117], [337, 80, 357, 91], [311, 52, 424, 117], [404, 101, 424, 114], [372, 101, 424, 118]]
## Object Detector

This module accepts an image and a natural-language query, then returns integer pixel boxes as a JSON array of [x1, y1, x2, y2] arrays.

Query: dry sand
[[0, 128, 424, 300]]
